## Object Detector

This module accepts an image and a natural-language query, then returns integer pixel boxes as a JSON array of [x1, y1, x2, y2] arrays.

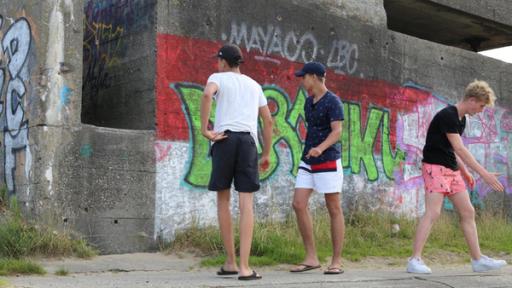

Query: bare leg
[[291, 188, 320, 270], [325, 192, 344, 268], [217, 189, 238, 271], [238, 192, 257, 277], [448, 191, 481, 260], [411, 192, 445, 258]]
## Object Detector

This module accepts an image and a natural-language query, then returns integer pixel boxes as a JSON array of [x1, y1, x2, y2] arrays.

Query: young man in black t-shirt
[[407, 80, 506, 274], [290, 62, 346, 275]]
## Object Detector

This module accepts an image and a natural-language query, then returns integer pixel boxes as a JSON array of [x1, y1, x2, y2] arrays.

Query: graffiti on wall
[[173, 83, 406, 186], [83, 0, 155, 96], [396, 88, 512, 209], [154, 31, 512, 237], [223, 21, 359, 75], [156, 33, 512, 200], [0, 16, 34, 195]]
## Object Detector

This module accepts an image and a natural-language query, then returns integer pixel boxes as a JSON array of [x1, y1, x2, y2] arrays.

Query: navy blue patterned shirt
[[302, 91, 344, 165]]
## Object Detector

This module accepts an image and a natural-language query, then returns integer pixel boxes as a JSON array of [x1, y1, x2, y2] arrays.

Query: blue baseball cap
[[294, 62, 326, 77]]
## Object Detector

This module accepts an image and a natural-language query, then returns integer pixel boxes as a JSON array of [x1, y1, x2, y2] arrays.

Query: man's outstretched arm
[[447, 133, 504, 192]]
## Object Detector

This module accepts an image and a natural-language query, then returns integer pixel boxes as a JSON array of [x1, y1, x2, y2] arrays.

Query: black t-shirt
[[302, 91, 344, 165], [422, 105, 466, 170]]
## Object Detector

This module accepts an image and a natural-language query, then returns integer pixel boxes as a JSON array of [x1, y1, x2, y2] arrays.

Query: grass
[[0, 187, 97, 276], [165, 210, 512, 267], [0, 194, 97, 259], [0, 259, 45, 276], [0, 210, 97, 259], [54, 267, 69, 276]]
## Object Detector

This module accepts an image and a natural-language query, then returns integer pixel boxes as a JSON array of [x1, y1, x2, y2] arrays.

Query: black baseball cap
[[294, 62, 326, 77], [216, 44, 244, 65]]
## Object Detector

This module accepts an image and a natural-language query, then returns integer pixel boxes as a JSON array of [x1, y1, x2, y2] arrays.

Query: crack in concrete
[[414, 276, 455, 288], [50, 267, 189, 275], [69, 166, 156, 174], [204, 276, 423, 288]]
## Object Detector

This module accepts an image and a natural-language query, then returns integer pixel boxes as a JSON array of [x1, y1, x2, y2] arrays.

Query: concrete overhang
[[384, 0, 512, 51]]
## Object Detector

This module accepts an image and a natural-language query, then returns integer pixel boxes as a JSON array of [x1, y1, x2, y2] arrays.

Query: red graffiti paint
[[500, 111, 512, 132], [156, 34, 432, 144]]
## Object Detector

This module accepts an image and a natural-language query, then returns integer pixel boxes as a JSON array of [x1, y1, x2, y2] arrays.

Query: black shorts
[[208, 130, 260, 192]]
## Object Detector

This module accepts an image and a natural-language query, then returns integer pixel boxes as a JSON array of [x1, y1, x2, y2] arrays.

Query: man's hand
[[259, 155, 270, 171], [462, 171, 475, 190], [305, 147, 323, 158], [202, 130, 227, 142], [481, 171, 504, 192]]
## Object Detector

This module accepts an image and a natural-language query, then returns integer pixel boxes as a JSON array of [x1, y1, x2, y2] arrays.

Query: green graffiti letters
[[173, 82, 405, 187]]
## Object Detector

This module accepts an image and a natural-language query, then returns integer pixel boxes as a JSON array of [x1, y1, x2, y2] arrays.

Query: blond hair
[[464, 80, 496, 107]]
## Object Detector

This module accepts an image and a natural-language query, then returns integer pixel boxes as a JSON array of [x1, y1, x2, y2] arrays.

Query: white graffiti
[[327, 39, 358, 75], [222, 21, 359, 75], [223, 21, 318, 63], [0, 17, 32, 194]]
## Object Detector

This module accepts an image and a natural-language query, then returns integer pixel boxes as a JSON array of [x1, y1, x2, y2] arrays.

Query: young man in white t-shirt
[[200, 44, 273, 281]]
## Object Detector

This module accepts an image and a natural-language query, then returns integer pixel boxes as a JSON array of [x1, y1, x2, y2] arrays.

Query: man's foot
[[238, 270, 262, 280], [290, 263, 321, 273], [217, 262, 238, 276], [216, 266, 238, 275], [406, 257, 432, 274], [324, 266, 344, 274], [472, 255, 507, 272]]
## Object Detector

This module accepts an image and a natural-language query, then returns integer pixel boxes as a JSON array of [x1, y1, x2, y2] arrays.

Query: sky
[[479, 46, 512, 63]]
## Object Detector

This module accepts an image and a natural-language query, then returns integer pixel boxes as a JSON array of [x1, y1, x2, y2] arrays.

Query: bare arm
[[455, 154, 468, 175], [307, 121, 342, 158], [200, 82, 226, 141], [456, 153, 475, 189], [258, 105, 273, 157], [447, 133, 503, 192]]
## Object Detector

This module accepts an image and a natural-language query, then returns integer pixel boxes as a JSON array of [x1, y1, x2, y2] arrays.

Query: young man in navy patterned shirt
[[290, 62, 346, 275]]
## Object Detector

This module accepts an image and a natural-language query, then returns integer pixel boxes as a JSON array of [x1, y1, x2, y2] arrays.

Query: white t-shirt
[[206, 72, 267, 144]]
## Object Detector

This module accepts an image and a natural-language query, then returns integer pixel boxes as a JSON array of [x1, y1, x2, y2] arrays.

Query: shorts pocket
[[248, 136, 256, 147]]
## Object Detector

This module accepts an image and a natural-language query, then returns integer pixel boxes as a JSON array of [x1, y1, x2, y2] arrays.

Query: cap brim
[[294, 70, 306, 77]]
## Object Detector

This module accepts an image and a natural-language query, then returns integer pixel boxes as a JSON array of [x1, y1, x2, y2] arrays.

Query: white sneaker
[[472, 255, 507, 272], [407, 257, 432, 274]]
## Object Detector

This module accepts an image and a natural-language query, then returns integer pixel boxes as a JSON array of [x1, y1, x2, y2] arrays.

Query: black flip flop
[[238, 270, 262, 280], [217, 267, 238, 275], [290, 263, 321, 273], [324, 266, 344, 274]]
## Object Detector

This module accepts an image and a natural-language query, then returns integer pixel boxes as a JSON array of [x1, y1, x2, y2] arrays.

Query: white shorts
[[295, 159, 343, 194]]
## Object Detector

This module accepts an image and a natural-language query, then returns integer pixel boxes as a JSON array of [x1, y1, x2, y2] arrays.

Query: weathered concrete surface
[[294, 0, 388, 27], [384, 0, 512, 51], [55, 125, 156, 253], [1, 0, 512, 254], [0, 0, 157, 254], [4, 253, 512, 288], [0, 0, 84, 221], [428, 0, 512, 28], [154, 0, 512, 241], [82, 0, 157, 130]]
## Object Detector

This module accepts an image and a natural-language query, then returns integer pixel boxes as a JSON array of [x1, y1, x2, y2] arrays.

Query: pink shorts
[[422, 163, 466, 196]]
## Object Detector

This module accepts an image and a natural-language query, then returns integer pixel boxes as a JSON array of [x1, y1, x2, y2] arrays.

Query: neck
[[454, 102, 466, 119], [312, 84, 328, 99], [224, 67, 241, 74]]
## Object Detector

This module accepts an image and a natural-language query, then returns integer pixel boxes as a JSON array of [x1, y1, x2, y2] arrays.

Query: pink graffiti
[[500, 111, 512, 132], [155, 142, 172, 162], [392, 87, 511, 211]]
